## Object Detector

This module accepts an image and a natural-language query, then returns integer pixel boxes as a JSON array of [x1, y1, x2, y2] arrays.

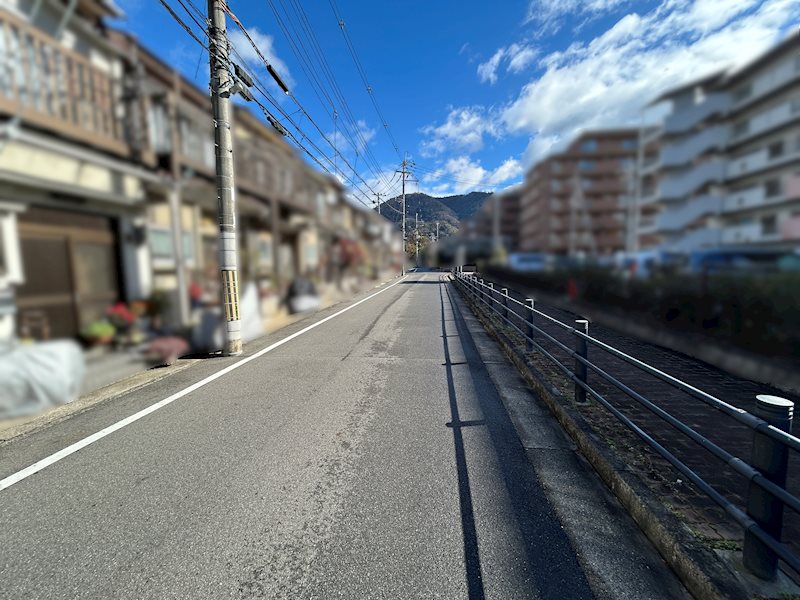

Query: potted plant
[[80, 321, 116, 346]]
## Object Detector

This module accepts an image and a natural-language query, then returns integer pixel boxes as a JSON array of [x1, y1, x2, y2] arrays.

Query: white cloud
[[477, 48, 506, 84], [420, 107, 499, 156], [229, 27, 294, 90], [477, 43, 539, 84], [525, 0, 632, 32], [420, 156, 523, 195], [504, 0, 799, 163], [326, 119, 376, 157], [506, 43, 539, 73]]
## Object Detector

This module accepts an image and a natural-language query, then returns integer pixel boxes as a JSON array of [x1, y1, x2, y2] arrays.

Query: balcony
[[721, 223, 769, 245], [731, 56, 800, 112], [660, 160, 725, 200], [638, 216, 658, 235], [724, 173, 800, 214], [661, 126, 726, 168], [0, 10, 128, 156], [664, 93, 728, 134], [726, 145, 800, 182], [663, 227, 722, 252], [656, 195, 722, 232], [730, 98, 800, 145]]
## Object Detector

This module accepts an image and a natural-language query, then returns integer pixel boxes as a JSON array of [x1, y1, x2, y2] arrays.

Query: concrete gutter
[[451, 277, 749, 600]]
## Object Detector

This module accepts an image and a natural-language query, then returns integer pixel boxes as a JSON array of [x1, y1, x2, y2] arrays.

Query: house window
[[148, 229, 173, 259], [768, 141, 784, 159], [765, 178, 782, 197], [761, 215, 777, 235], [732, 120, 750, 137], [579, 160, 595, 170], [622, 139, 637, 150], [581, 139, 597, 152]]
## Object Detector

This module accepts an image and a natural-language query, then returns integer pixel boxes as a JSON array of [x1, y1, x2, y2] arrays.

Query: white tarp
[[0, 341, 85, 418]]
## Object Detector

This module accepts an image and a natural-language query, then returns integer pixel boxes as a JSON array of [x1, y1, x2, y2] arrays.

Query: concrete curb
[[451, 278, 748, 600], [0, 359, 198, 445]]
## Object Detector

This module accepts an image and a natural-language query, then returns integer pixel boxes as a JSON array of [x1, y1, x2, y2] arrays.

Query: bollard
[[501, 288, 509, 322], [526, 298, 535, 352], [573, 320, 589, 405], [743, 394, 794, 580]]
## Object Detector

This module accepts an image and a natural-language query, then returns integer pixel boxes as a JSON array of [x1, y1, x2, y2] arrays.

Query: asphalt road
[[0, 272, 682, 599]]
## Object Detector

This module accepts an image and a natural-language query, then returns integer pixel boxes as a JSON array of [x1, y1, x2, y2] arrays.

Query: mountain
[[378, 191, 492, 239]]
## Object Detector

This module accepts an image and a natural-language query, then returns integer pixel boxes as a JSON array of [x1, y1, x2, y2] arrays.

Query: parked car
[[685, 248, 789, 275], [508, 253, 554, 273]]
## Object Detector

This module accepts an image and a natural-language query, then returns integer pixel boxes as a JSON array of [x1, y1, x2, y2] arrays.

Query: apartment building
[[520, 130, 637, 256], [463, 185, 522, 252], [637, 33, 800, 253]]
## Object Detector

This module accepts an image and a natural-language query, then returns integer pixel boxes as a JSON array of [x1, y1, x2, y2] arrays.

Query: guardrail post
[[574, 320, 589, 405], [478, 279, 484, 307], [487, 282, 494, 311], [743, 394, 794, 580], [501, 288, 508, 321], [526, 298, 535, 352]]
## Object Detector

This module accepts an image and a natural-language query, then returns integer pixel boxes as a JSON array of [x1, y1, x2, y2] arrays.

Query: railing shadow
[[438, 278, 594, 599]]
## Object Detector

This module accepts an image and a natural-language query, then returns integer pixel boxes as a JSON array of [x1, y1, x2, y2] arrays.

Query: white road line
[[0, 275, 408, 493]]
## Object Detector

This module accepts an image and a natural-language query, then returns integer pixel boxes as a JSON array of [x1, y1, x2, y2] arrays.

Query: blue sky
[[117, 1, 798, 201]]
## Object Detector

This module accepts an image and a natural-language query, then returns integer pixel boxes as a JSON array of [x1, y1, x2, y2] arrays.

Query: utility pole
[[208, 0, 242, 356], [492, 192, 501, 254], [396, 154, 413, 276], [415, 211, 419, 267], [374, 191, 382, 215], [436, 221, 439, 242]]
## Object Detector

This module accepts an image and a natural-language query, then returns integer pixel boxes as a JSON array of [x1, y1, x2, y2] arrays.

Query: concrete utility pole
[[492, 192, 501, 253], [436, 221, 439, 242], [374, 191, 382, 215], [396, 154, 412, 276], [415, 211, 419, 267], [208, 0, 242, 356]]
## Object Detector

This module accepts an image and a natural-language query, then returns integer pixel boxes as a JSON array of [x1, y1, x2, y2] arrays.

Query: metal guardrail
[[452, 270, 798, 580]]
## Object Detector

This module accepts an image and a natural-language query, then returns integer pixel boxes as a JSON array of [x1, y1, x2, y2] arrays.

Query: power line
[[264, 0, 395, 191], [222, 4, 388, 209], [328, 0, 402, 159], [156, 0, 383, 213]]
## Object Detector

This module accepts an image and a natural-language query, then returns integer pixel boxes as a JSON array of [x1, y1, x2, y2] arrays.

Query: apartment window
[[578, 160, 595, 170], [795, 55, 800, 72], [732, 120, 750, 138], [581, 139, 597, 152], [768, 140, 784, 159], [765, 178, 782, 197], [761, 215, 777, 235], [733, 83, 752, 102], [792, 97, 800, 115]]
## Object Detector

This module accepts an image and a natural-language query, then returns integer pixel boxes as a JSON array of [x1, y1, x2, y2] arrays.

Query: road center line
[[0, 275, 408, 493]]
